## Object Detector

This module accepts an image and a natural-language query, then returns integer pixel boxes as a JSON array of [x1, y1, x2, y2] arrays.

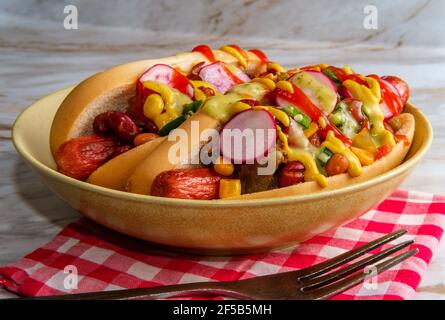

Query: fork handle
[[33, 281, 250, 300]]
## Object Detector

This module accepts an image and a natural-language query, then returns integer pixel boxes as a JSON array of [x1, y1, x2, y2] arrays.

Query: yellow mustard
[[220, 45, 247, 68], [343, 80, 395, 148], [362, 76, 381, 102], [321, 131, 362, 177], [276, 126, 327, 187], [251, 77, 276, 91], [276, 80, 294, 94], [190, 80, 221, 101], [230, 101, 252, 115], [142, 81, 192, 129], [253, 106, 290, 127]]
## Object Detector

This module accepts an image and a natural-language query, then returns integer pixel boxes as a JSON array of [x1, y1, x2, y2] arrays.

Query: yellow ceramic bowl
[[13, 87, 432, 255]]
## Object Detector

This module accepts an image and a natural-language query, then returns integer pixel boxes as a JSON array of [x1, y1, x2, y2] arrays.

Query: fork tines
[[299, 229, 418, 299]]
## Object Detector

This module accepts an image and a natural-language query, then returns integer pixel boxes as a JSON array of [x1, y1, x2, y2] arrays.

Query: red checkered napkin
[[1, 190, 444, 300]]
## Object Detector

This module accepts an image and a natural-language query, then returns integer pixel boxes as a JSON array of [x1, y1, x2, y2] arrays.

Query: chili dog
[[50, 45, 414, 200]]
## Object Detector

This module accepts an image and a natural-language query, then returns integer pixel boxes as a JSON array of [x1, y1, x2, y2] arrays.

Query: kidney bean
[[309, 132, 322, 147], [325, 154, 349, 176], [278, 161, 305, 188], [93, 112, 113, 135], [145, 118, 159, 133], [134, 133, 159, 146], [190, 61, 205, 79], [198, 86, 215, 97], [108, 111, 140, 143]]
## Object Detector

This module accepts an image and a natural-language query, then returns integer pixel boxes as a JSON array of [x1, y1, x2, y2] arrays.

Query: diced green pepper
[[158, 115, 186, 137], [329, 101, 360, 139], [316, 147, 333, 166], [281, 105, 311, 129], [182, 100, 202, 116], [322, 69, 341, 86]]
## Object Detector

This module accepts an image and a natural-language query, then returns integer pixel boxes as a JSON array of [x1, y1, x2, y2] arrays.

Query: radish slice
[[225, 64, 251, 82], [199, 62, 249, 94], [138, 64, 194, 98], [305, 70, 337, 92], [381, 78, 401, 98], [380, 101, 394, 120], [220, 109, 276, 164], [287, 118, 309, 148], [289, 70, 338, 114]]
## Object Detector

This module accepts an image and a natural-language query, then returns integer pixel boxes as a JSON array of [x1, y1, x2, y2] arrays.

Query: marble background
[[0, 0, 444, 299]]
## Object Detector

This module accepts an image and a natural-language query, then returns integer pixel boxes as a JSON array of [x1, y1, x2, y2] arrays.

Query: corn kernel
[[304, 122, 319, 138], [143, 93, 164, 120], [267, 62, 285, 73], [214, 157, 234, 176], [318, 116, 327, 129], [219, 179, 241, 199]]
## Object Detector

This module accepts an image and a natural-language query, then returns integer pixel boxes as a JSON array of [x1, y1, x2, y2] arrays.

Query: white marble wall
[[1, 0, 445, 299], [1, 0, 443, 46]]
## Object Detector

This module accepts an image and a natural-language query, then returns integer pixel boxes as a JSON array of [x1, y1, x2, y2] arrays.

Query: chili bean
[[325, 154, 349, 176]]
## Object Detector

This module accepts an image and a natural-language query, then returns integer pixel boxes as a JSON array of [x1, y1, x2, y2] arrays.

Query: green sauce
[[201, 82, 268, 123]]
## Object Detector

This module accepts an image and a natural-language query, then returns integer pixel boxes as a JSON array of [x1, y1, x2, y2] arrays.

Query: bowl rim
[[12, 87, 433, 208]]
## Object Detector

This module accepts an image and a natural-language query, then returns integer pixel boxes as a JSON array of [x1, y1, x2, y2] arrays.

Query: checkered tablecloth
[[1, 189, 444, 300]]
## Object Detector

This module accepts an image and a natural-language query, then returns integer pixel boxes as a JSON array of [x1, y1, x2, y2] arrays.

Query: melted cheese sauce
[[201, 82, 268, 123], [290, 72, 337, 114]]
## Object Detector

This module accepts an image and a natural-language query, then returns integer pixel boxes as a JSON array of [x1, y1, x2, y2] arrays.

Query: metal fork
[[35, 230, 417, 300]]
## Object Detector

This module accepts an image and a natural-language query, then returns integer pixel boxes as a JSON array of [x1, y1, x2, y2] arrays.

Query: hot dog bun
[[87, 137, 165, 191], [126, 112, 220, 194], [50, 50, 263, 156]]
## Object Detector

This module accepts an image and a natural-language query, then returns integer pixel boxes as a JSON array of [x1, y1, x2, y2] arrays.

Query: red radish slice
[[381, 78, 400, 97], [226, 64, 251, 82], [199, 62, 249, 93], [289, 70, 338, 114], [220, 109, 276, 164], [381, 75, 410, 105], [304, 70, 337, 92], [138, 64, 194, 98], [380, 101, 394, 120]]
